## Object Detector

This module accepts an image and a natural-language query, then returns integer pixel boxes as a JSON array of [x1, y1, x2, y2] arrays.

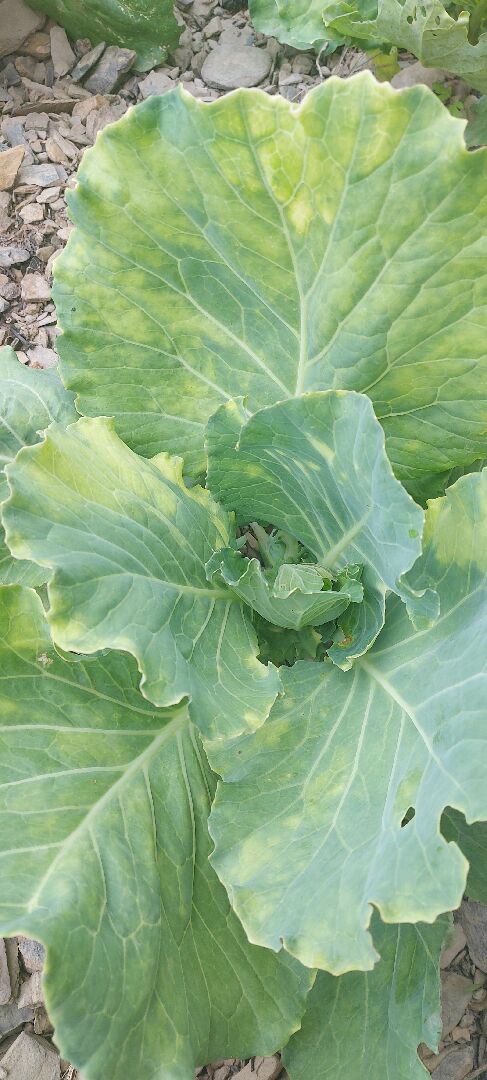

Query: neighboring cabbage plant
[[1, 74, 487, 1080], [27, 0, 179, 70]]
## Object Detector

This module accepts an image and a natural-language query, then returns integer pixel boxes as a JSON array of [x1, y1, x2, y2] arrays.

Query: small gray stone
[[70, 41, 106, 83], [0, 1000, 34, 1038], [201, 44, 271, 89], [430, 1046, 474, 1080], [0, 146, 25, 191], [0, 1032, 60, 1080], [17, 971, 44, 1008], [441, 971, 474, 1038], [17, 163, 66, 187], [0, 246, 30, 268], [21, 274, 51, 302], [391, 61, 447, 89], [459, 899, 487, 973], [50, 26, 76, 77], [0, 0, 45, 60], [84, 45, 136, 94], [18, 937, 45, 974], [0, 940, 11, 1005], [138, 71, 174, 98]]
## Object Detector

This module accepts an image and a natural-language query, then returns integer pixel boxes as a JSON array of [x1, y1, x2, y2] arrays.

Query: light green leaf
[[209, 470, 487, 972], [0, 585, 310, 1080], [322, 0, 487, 92], [284, 913, 449, 1080], [254, 618, 323, 666], [0, 346, 77, 587], [442, 811, 487, 903], [248, 0, 340, 50], [207, 392, 435, 666], [27, 0, 180, 71], [54, 75, 487, 501], [2, 416, 279, 750], [465, 96, 487, 147], [206, 546, 362, 630]]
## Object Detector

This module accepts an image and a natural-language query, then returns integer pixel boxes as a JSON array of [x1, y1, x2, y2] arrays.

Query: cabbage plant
[[1, 74, 487, 1080]]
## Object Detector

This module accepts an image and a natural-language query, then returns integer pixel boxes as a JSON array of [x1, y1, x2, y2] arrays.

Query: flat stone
[[0, 146, 25, 191], [391, 61, 447, 89], [50, 26, 76, 77], [201, 44, 271, 89], [0, 0, 45, 59], [440, 922, 467, 969], [18, 163, 66, 187], [0, 940, 10, 1005], [459, 899, 487, 973], [234, 1059, 281, 1080], [84, 45, 136, 94], [70, 41, 106, 82], [14, 99, 76, 116], [0, 1032, 60, 1080], [17, 970, 44, 1007], [441, 971, 474, 1037], [21, 274, 51, 302], [27, 346, 57, 369], [18, 937, 46, 974], [0, 245, 30, 268], [0, 1000, 34, 1038], [430, 1046, 474, 1080], [138, 71, 175, 98]]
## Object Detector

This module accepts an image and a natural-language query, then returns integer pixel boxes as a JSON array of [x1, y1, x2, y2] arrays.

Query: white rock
[[201, 44, 271, 89], [0, 1031, 60, 1080], [18, 937, 46, 973], [50, 26, 76, 77], [21, 274, 51, 302], [138, 71, 175, 98], [0, 0, 45, 60]]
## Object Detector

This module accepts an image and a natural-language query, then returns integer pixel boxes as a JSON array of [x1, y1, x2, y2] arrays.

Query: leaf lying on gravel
[[284, 913, 449, 1080], [0, 346, 76, 587], [209, 470, 487, 972], [0, 585, 311, 1080], [26, 0, 180, 71], [53, 74, 487, 501], [3, 416, 279, 750]]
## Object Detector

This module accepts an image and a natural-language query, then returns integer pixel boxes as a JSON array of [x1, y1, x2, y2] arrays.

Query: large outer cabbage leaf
[[322, 0, 487, 93], [0, 347, 76, 586], [284, 913, 449, 1080], [2, 417, 280, 751], [248, 0, 340, 51], [207, 392, 435, 667], [26, 0, 180, 71], [53, 75, 487, 502], [209, 469, 487, 972], [0, 585, 310, 1080]]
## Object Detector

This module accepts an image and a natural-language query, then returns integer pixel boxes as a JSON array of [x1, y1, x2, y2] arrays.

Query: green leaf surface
[[284, 913, 449, 1080], [322, 0, 487, 91], [442, 810, 487, 903], [465, 95, 487, 147], [3, 416, 279, 750], [54, 75, 487, 501], [248, 0, 340, 50], [27, 0, 180, 71], [209, 470, 487, 972], [206, 546, 362, 630], [254, 618, 323, 666], [207, 392, 434, 666], [0, 347, 77, 587], [0, 584, 310, 1080]]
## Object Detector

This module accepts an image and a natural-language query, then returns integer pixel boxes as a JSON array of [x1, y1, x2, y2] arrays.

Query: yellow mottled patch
[[288, 190, 314, 235], [308, 436, 335, 464]]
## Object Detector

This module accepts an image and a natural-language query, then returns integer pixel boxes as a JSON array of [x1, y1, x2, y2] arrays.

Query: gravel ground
[[0, 3, 485, 1078]]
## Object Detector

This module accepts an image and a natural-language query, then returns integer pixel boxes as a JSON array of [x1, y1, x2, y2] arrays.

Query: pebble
[[70, 41, 106, 82], [84, 45, 137, 94], [391, 60, 447, 88], [138, 71, 175, 97], [0, 0, 45, 60], [459, 899, 487, 973], [21, 31, 51, 59], [0, 1031, 60, 1080], [18, 937, 46, 974], [0, 940, 11, 1006], [21, 274, 51, 302], [27, 346, 58, 368], [0, 145, 25, 190], [49, 26, 76, 77], [17, 971, 44, 1008], [430, 1045, 474, 1080], [201, 43, 272, 88], [18, 162, 66, 186], [0, 245, 30, 268]]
